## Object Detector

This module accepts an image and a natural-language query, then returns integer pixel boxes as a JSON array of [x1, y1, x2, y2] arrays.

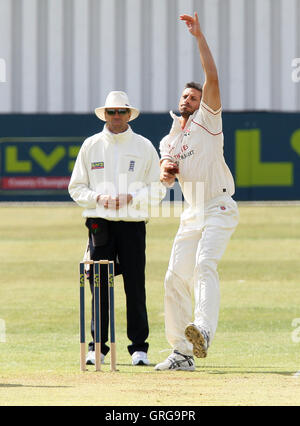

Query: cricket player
[[155, 13, 239, 371]]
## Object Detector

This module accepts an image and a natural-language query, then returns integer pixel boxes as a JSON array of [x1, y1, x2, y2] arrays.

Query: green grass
[[0, 203, 300, 406]]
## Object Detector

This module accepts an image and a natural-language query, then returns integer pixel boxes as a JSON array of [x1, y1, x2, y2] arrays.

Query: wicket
[[79, 260, 116, 372]]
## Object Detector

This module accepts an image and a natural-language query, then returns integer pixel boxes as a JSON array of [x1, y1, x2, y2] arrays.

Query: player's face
[[178, 88, 202, 117], [105, 109, 131, 134]]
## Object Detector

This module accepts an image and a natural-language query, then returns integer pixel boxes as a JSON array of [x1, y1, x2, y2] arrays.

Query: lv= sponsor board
[[0, 137, 83, 201], [0, 112, 300, 201]]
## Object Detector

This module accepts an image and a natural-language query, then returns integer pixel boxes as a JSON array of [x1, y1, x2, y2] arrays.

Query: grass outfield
[[0, 203, 300, 406]]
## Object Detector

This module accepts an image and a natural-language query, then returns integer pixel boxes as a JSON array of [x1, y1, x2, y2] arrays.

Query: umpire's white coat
[[69, 124, 165, 221], [159, 101, 239, 355]]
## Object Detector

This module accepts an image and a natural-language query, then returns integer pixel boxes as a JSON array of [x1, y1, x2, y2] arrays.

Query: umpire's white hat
[[95, 91, 140, 122]]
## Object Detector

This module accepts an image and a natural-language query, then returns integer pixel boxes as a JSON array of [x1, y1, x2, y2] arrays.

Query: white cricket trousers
[[164, 195, 239, 355]]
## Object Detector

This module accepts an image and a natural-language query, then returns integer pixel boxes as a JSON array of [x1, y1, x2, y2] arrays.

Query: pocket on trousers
[[85, 218, 109, 247]]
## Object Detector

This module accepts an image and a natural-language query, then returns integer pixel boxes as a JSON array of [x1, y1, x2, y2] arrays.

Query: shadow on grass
[[110, 363, 156, 367], [108, 363, 297, 375], [195, 366, 296, 376], [87, 362, 298, 377]]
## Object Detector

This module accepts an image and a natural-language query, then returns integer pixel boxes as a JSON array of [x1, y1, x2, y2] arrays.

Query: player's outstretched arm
[[180, 12, 221, 111]]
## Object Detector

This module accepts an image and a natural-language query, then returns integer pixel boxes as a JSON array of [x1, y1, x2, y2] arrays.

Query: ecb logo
[[80, 274, 85, 287], [94, 273, 100, 288]]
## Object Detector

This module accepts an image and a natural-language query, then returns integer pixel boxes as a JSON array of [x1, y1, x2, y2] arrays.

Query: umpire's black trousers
[[86, 218, 149, 356]]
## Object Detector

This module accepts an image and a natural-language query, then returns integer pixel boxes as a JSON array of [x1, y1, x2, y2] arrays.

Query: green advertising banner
[[0, 112, 299, 201], [0, 137, 82, 200]]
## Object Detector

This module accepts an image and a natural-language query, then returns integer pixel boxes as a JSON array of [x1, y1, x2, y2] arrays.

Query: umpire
[[69, 91, 165, 366]]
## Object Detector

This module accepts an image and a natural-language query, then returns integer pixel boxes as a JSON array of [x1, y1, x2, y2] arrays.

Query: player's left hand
[[180, 12, 201, 37]]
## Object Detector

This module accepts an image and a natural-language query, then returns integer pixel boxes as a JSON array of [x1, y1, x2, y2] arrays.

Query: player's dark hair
[[185, 82, 203, 93]]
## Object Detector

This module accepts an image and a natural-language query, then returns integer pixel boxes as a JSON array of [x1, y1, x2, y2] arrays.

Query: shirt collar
[[169, 109, 198, 133], [103, 124, 133, 140]]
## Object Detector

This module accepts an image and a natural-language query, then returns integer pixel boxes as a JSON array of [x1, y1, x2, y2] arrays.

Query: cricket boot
[[185, 323, 210, 358], [86, 350, 105, 365], [154, 350, 195, 371]]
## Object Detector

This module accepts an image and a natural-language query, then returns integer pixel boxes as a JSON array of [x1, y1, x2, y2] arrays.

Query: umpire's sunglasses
[[106, 108, 130, 115]]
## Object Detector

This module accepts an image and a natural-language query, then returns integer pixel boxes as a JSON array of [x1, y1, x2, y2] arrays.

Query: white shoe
[[131, 351, 150, 366], [154, 350, 195, 371], [86, 350, 105, 365], [185, 323, 210, 358]]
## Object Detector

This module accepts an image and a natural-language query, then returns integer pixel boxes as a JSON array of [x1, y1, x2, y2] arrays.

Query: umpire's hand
[[97, 194, 133, 209]]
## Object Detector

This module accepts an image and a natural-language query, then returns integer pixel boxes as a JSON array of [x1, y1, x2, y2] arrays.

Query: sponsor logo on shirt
[[173, 144, 195, 161], [91, 161, 104, 170]]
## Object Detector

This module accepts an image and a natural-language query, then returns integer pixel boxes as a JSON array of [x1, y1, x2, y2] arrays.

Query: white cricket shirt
[[69, 124, 165, 220], [159, 101, 235, 206]]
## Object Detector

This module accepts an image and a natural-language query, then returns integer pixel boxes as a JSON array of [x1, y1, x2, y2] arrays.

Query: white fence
[[0, 0, 299, 113]]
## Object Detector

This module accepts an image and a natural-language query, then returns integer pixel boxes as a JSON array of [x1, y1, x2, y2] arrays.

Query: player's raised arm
[[180, 12, 221, 111]]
